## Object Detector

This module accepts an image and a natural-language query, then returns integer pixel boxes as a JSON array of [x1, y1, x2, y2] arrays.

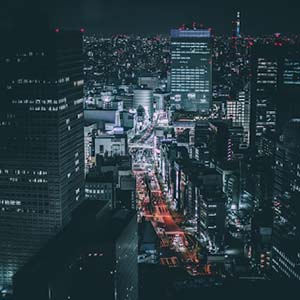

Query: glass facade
[[0, 31, 85, 287], [283, 59, 300, 85], [272, 122, 300, 280], [170, 29, 212, 113], [251, 44, 300, 152]]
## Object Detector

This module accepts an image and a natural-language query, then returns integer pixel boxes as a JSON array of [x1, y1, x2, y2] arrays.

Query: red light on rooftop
[[55, 28, 60, 33], [80, 28, 85, 33]]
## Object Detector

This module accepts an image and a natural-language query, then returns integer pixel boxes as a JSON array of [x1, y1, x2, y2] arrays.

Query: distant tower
[[232, 11, 241, 38], [236, 11, 241, 38]]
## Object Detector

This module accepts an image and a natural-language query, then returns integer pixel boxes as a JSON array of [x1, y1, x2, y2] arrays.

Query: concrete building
[[94, 133, 128, 158], [85, 170, 115, 208]]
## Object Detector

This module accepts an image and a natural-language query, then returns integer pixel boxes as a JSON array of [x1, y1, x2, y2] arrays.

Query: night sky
[[2, 0, 300, 35]]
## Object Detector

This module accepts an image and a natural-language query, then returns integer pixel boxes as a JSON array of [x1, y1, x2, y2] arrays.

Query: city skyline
[[2, 0, 300, 35], [1, 2, 300, 299]]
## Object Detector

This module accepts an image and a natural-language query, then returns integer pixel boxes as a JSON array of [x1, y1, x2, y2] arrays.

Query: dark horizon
[[2, 0, 300, 35]]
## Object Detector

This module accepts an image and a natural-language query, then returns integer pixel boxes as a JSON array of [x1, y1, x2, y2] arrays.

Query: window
[[99, 145, 104, 153]]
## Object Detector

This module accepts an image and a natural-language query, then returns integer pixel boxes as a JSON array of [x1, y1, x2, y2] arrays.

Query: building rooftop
[[14, 201, 136, 283], [85, 170, 114, 183]]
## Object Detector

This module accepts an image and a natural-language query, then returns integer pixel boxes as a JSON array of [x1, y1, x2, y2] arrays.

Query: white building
[[94, 133, 128, 158], [226, 84, 251, 147], [84, 122, 97, 174]]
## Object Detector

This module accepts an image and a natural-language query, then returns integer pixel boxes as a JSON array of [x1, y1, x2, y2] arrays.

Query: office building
[[251, 41, 300, 153], [170, 27, 212, 113], [250, 44, 279, 152], [85, 170, 115, 208], [0, 29, 85, 287], [193, 121, 211, 166], [93, 155, 135, 210], [197, 169, 226, 246], [272, 119, 300, 280], [116, 174, 136, 210], [209, 121, 232, 163], [226, 83, 251, 148]]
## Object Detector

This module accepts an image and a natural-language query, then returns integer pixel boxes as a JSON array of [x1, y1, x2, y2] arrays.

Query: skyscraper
[[0, 29, 85, 287], [170, 26, 212, 113], [250, 43, 279, 153], [226, 83, 251, 148], [250, 40, 300, 153], [272, 120, 300, 280]]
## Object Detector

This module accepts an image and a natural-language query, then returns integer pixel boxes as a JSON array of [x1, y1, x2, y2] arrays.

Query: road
[[132, 112, 212, 276]]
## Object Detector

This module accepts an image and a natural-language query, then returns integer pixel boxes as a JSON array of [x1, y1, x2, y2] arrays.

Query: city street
[[132, 115, 211, 277]]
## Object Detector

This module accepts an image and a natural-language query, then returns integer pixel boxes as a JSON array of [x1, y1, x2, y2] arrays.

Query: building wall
[[116, 214, 138, 300], [85, 181, 114, 208], [272, 129, 300, 280], [94, 135, 127, 157], [0, 30, 85, 287], [133, 89, 154, 118]]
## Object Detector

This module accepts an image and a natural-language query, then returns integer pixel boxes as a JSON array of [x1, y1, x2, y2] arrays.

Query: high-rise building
[[226, 83, 251, 148], [170, 27, 212, 113], [250, 41, 300, 153], [197, 169, 226, 247], [0, 29, 85, 287], [272, 120, 300, 280], [209, 121, 232, 163], [193, 121, 211, 166], [250, 44, 279, 152]]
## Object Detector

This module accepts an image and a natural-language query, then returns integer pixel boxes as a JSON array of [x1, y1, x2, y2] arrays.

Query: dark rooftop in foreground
[[13, 201, 135, 282]]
